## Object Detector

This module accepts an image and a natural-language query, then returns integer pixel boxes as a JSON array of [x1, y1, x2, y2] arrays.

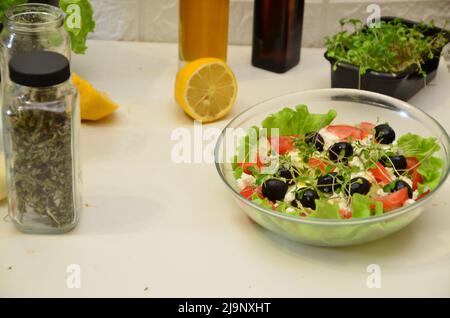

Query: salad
[[233, 105, 443, 219]]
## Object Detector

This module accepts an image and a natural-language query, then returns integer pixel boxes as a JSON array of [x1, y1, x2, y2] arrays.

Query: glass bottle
[[2, 51, 81, 234], [252, 0, 305, 73], [0, 3, 71, 90], [179, 0, 230, 64]]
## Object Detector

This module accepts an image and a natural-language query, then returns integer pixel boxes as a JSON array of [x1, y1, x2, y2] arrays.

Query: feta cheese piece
[[288, 150, 303, 167], [359, 134, 374, 147], [286, 207, 296, 213], [351, 170, 375, 182], [319, 128, 340, 150], [349, 156, 364, 169], [236, 173, 256, 190], [284, 187, 296, 203], [403, 199, 416, 206]]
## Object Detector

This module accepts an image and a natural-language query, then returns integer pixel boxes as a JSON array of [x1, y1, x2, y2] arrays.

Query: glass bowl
[[214, 88, 450, 247]]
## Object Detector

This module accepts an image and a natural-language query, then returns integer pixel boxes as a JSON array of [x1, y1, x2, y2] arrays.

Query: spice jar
[[0, 3, 70, 90], [2, 51, 81, 234]]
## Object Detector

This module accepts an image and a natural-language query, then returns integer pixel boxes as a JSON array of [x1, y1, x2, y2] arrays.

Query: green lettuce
[[351, 193, 383, 218], [262, 104, 337, 137], [397, 133, 444, 193], [60, 0, 95, 54], [250, 193, 273, 210], [309, 200, 340, 219], [417, 156, 443, 193]]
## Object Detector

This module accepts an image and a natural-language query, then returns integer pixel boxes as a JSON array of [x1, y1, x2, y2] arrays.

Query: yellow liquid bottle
[[179, 0, 230, 63]]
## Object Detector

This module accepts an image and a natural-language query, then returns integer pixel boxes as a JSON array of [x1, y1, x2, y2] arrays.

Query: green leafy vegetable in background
[[59, 0, 95, 54], [262, 105, 337, 137], [325, 18, 449, 75], [397, 133, 444, 193], [0, 0, 95, 54]]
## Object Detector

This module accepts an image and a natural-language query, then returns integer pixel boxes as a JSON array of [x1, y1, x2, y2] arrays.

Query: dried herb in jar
[[7, 101, 75, 227], [3, 51, 80, 233]]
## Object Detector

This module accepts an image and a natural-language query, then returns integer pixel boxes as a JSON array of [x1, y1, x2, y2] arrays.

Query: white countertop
[[1, 41, 450, 297]]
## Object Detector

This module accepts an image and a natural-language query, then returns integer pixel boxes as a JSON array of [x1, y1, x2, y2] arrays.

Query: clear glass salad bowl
[[214, 88, 450, 247]]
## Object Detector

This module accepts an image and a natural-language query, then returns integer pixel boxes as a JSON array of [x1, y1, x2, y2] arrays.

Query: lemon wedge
[[175, 58, 237, 123], [72, 73, 119, 121]]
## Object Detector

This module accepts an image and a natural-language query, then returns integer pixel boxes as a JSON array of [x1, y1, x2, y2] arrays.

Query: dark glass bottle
[[252, 0, 305, 73]]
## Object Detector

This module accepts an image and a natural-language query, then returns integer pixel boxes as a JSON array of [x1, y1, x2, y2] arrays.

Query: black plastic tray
[[324, 17, 450, 101]]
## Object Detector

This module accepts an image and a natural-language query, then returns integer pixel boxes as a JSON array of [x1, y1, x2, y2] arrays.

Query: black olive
[[291, 200, 298, 208], [296, 188, 320, 210], [375, 124, 396, 144], [305, 132, 325, 152], [346, 177, 371, 196], [317, 172, 344, 194], [392, 180, 413, 198], [380, 155, 407, 174], [262, 179, 288, 201], [277, 166, 299, 185], [328, 142, 353, 162]]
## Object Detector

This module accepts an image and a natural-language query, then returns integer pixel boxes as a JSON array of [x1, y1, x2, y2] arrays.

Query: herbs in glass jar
[[3, 51, 80, 234], [6, 99, 75, 227]]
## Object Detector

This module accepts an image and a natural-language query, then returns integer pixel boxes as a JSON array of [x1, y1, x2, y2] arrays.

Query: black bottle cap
[[9, 51, 71, 87]]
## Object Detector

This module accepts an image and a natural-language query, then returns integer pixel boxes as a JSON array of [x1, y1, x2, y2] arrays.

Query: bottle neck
[[4, 3, 64, 33]]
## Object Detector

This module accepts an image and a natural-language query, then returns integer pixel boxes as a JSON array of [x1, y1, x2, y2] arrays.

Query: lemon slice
[[175, 58, 237, 123], [72, 73, 119, 121]]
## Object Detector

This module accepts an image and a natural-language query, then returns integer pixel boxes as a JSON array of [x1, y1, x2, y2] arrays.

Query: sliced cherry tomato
[[269, 136, 296, 155], [238, 162, 259, 175], [238, 154, 265, 174], [411, 170, 423, 191], [406, 157, 423, 190], [406, 157, 420, 170], [374, 188, 409, 212], [240, 186, 255, 199], [308, 158, 334, 174], [340, 208, 352, 219], [326, 125, 365, 140], [359, 122, 375, 138], [369, 162, 392, 185], [239, 186, 264, 200]]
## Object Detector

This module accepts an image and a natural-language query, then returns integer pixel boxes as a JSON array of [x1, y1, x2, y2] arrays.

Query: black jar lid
[[9, 51, 70, 87]]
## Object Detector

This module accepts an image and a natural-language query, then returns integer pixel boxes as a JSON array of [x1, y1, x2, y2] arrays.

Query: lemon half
[[175, 58, 237, 123]]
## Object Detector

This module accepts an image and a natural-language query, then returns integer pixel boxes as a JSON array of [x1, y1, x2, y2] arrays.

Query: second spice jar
[[2, 51, 81, 234]]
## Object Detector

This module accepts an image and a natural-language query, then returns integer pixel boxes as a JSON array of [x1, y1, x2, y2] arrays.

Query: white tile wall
[[90, 0, 450, 48]]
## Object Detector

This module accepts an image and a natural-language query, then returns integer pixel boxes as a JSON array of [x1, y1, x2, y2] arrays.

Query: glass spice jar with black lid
[[2, 51, 81, 234]]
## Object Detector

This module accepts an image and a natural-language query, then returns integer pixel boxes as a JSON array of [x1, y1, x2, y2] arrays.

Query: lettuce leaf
[[262, 104, 337, 137], [352, 193, 383, 218], [417, 156, 444, 193], [250, 193, 273, 210], [397, 133, 441, 158], [397, 133, 444, 193], [309, 200, 341, 219], [0, 0, 27, 24], [59, 0, 95, 54]]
